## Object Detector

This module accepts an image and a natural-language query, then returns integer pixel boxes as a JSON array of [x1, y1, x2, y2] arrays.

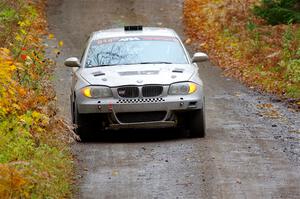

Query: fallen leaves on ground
[[184, 0, 300, 109]]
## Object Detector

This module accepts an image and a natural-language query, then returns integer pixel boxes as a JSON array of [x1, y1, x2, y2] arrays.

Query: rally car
[[65, 26, 208, 139]]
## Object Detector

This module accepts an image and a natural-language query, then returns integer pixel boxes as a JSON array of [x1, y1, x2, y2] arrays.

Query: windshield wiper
[[90, 64, 118, 67], [89, 61, 173, 67]]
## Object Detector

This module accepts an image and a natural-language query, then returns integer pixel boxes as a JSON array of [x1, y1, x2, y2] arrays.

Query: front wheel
[[73, 103, 92, 140], [188, 108, 206, 138]]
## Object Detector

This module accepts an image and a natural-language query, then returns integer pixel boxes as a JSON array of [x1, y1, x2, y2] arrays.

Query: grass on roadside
[[0, 0, 74, 198]]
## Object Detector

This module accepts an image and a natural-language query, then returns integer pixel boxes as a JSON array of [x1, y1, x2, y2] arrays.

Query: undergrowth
[[253, 0, 300, 25], [0, 0, 74, 198], [184, 0, 300, 102]]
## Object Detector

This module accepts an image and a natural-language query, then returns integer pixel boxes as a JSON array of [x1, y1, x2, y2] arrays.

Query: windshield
[[85, 36, 188, 67]]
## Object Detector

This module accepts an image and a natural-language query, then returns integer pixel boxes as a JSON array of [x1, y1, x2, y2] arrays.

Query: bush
[[184, 0, 300, 99], [253, 0, 300, 25], [0, 0, 74, 198]]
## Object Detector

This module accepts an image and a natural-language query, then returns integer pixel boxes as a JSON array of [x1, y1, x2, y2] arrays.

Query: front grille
[[142, 86, 163, 97], [117, 87, 139, 98], [116, 111, 167, 123]]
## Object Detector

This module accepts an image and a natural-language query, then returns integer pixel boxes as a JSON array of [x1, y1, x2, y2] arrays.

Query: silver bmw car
[[65, 26, 208, 139]]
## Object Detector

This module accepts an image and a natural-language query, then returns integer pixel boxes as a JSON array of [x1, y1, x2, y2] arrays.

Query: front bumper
[[77, 94, 203, 114], [75, 88, 204, 128]]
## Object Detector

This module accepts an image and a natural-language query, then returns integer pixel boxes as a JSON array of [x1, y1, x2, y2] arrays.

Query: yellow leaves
[[256, 103, 282, 119], [1, 48, 10, 55], [0, 164, 29, 199], [0, 1, 73, 198], [58, 40, 64, 47], [0, 48, 29, 117], [185, 38, 192, 45], [112, 170, 119, 176], [0, 48, 16, 81], [20, 29, 27, 35], [18, 88, 27, 97], [32, 111, 50, 127], [0, 48, 12, 64], [18, 19, 31, 28], [32, 111, 41, 119], [185, 0, 300, 101], [230, 42, 238, 48], [199, 42, 207, 47], [18, 111, 49, 134], [10, 64, 17, 71], [257, 103, 273, 109], [260, 109, 281, 119], [15, 33, 22, 41], [48, 33, 54, 39]]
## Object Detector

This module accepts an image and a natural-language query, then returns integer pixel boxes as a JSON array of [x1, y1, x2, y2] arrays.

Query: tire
[[189, 107, 206, 138], [73, 103, 91, 141]]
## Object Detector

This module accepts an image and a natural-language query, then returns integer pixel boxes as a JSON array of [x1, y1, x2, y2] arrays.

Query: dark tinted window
[[85, 36, 188, 67]]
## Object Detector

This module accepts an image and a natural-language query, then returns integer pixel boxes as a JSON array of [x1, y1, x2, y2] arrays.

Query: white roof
[[92, 27, 178, 40]]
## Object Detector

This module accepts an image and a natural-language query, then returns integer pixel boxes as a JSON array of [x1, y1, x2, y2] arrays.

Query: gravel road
[[46, 0, 300, 198]]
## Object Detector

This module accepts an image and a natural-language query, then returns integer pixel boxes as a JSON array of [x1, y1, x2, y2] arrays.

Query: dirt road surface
[[47, 0, 300, 198]]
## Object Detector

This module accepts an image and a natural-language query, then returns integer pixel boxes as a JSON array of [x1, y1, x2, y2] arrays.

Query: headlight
[[169, 82, 197, 95], [81, 86, 112, 98]]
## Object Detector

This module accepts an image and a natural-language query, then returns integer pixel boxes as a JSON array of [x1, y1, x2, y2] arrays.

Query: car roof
[[91, 27, 179, 40]]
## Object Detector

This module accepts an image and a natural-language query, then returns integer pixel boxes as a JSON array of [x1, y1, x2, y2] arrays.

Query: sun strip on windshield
[[92, 36, 178, 45]]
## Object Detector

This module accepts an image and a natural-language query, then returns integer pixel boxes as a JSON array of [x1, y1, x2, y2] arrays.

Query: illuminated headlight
[[169, 82, 197, 95], [81, 86, 112, 98]]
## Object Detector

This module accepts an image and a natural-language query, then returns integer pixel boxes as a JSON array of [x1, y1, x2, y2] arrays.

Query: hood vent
[[172, 69, 184, 73], [93, 71, 105, 77]]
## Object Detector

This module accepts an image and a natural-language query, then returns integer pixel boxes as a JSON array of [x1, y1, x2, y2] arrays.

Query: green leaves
[[253, 0, 300, 25], [0, 8, 18, 22], [185, 0, 300, 100], [0, 1, 74, 198]]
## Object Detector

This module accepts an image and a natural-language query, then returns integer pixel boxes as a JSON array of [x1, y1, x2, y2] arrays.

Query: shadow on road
[[78, 128, 188, 143]]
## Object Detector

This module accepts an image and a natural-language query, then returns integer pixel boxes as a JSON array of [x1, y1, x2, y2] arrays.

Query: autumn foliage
[[184, 0, 300, 102], [0, 0, 74, 198]]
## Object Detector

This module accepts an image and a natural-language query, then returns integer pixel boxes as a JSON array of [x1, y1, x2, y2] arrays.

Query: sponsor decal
[[92, 36, 177, 45]]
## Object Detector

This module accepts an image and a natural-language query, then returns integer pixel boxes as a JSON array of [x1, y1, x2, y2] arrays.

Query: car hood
[[79, 64, 196, 87]]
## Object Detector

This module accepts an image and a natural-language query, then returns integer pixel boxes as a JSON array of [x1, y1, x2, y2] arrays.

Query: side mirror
[[192, 52, 209, 63], [64, 57, 80, 67]]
